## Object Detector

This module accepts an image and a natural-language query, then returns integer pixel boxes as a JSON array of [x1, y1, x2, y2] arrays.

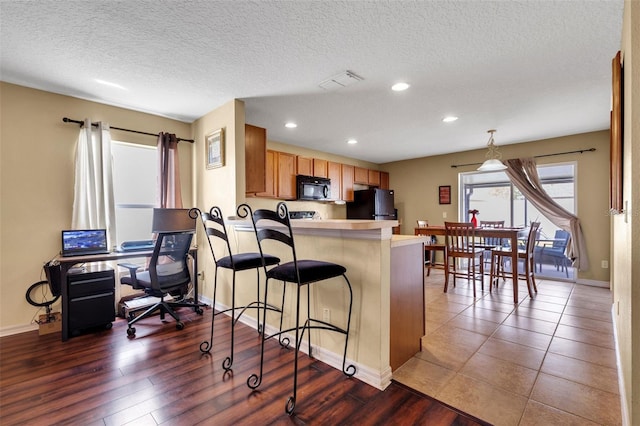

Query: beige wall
[[383, 130, 611, 283], [612, 1, 639, 424], [0, 82, 193, 331]]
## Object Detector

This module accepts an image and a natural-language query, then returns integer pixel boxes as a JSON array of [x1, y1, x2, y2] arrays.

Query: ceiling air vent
[[318, 70, 363, 90]]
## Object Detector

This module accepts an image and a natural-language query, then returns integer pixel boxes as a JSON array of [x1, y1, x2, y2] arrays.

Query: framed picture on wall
[[206, 128, 225, 169], [610, 51, 623, 213], [439, 185, 451, 205]]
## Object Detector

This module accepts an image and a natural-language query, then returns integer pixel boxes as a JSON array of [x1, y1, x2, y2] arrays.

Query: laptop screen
[[61, 229, 109, 257]]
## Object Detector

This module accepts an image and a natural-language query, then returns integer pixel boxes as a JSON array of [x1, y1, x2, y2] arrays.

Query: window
[[111, 141, 158, 245], [460, 162, 576, 279]]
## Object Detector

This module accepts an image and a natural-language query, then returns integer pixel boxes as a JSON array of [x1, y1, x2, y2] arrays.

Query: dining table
[[414, 225, 525, 303]]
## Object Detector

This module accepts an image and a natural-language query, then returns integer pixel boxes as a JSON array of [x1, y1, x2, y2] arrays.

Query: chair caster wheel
[[105, 322, 113, 330], [176, 321, 185, 330], [196, 308, 203, 315], [127, 327, 136, 336]]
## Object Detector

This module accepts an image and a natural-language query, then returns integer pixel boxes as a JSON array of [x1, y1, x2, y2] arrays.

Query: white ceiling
[[0, 0, 623, 164]]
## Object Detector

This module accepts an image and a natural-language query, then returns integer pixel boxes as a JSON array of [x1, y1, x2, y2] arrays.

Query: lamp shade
[[478, 158, 507, 172]]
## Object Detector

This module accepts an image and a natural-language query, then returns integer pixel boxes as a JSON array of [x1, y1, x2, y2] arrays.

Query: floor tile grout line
[[423, 275, 620, 425]]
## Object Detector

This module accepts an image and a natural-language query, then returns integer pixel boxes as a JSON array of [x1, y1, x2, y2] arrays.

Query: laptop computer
[[61, 229, 110, 257]]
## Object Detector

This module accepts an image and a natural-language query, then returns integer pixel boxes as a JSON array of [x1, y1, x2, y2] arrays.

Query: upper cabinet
[[245, 124, 267, 194], [368, 170, 381, 187], [354, 166, 369, 184], [277, 151, 297, 200], [341, 164, 355, 202], [297, 156, 313, 177], [328, 161, 341, 201], [380, 171, 390, 190], [245, 131, 389, 201], [313, 159, 328, 178], [256, 150, 276, 198]]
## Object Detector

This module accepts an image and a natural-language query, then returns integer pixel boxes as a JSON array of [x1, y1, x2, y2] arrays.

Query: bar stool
[[192, 206, 281, 371], [245, 202, 356, 415]]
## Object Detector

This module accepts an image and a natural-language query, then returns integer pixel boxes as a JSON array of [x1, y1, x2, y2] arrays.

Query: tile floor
[[393, 270, 622, 426]]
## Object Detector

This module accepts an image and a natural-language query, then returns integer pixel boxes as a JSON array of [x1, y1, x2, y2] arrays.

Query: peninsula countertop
[[229, 217, 400, 239]]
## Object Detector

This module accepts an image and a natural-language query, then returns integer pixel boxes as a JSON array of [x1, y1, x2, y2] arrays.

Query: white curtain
[[504, 158, 589, 271], [71, 119, 116, 247]]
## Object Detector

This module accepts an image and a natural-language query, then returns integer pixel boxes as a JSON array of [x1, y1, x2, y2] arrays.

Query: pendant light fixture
[[477, 129, 507, 171]]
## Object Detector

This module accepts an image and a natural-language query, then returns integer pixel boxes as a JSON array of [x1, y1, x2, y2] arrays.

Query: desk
[[54, 248, 199, 341], [414, 226, 523, 303]]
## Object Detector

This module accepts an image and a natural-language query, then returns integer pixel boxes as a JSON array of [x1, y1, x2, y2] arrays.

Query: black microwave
[[296, 175, 331, 201]]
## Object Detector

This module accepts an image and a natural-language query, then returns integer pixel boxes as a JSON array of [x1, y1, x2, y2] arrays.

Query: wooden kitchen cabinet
[[245, 124, 267, 195], [341, 164, 355, 202], [297, 156, 313, 176], [380, 171, 390, 190], [327, 161, 341, 200], [313, 158, 328, 178], [277, 151, 297, 200], [256, 150, 276, 197], [354, 166, 369, 184], [368, 169, 381, 186]]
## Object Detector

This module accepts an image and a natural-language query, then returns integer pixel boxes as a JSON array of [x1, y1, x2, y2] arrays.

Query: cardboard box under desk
[[38, 312, 61, 335]]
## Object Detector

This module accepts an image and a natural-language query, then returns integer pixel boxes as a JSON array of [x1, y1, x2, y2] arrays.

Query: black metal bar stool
[[245, 202, 356, 415], [191, 206, 281, 371]]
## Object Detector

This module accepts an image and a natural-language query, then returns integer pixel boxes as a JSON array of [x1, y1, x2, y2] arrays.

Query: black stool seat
[[218, 253, 280, 271], [268, 260, 346, 284]]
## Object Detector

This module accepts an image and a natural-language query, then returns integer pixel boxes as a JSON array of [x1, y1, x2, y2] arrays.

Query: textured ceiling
[[0, 0, 623, 164]]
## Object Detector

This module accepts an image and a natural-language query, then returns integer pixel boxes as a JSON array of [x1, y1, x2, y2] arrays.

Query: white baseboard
[[611, 305, 630, 426], [209, 297, 392, 390], [0, 322, 38, 337], [575, 278, 610, 288]]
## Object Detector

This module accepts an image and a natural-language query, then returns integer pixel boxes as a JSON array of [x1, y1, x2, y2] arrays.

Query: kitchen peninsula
[[223, 218, 426, 390]]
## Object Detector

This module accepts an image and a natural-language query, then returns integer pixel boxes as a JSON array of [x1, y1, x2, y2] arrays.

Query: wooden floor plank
[[0, 308, 488, 425]]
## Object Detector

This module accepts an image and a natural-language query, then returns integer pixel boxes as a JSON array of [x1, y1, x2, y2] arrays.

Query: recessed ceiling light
[[95, 79, 127, 90], [391, 82, 410, 92], [285, 122, 297, 128], [347, 139, 358, 145], [442, 116, 459, 123]]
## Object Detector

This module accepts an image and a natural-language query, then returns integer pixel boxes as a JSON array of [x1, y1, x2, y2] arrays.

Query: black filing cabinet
[[67, 268, 115, 335]]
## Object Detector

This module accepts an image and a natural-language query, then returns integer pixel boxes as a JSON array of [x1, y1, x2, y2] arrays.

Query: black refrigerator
[[346, 189, 396, 220]]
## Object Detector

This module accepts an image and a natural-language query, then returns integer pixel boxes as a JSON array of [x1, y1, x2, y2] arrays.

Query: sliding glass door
[[460, 162, 576, 281]]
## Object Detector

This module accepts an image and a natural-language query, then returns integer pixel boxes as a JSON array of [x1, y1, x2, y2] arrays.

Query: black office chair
[[193, 205, 281, 371], [119, 230, 203, 336], [245, 202, 356, 415]]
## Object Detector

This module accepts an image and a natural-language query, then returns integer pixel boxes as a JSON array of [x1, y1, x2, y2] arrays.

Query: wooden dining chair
[[477, 220, 506, 270], [444, 222, 484, 297], [489, 222, 541, 298], [416, 220, 446, 276]]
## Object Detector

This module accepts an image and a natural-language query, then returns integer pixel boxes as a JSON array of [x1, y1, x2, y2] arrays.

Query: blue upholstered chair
[[535, 229, 571, 278]]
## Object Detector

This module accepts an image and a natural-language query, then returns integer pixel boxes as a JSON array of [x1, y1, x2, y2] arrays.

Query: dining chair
[[416, 220, 446, 276], [490, 221, 541, 298], [477, 220, 506, 270], [444, 222, 484, 297]]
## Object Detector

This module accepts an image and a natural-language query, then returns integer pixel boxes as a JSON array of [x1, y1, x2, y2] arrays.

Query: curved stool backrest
[[250, 202, 299, 270]]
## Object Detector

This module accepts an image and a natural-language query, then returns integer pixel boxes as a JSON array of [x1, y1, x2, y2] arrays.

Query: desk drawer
[[68, 270, 114, 298], [69, 292, 115, 330]]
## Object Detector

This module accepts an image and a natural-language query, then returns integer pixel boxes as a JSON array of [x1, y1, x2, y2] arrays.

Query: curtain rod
[[450, 148, 596, 168], [62, 117, 195, 143]]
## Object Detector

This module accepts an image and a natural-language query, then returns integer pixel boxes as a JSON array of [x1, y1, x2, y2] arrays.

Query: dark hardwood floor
[[0, 307, 488, 425]]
